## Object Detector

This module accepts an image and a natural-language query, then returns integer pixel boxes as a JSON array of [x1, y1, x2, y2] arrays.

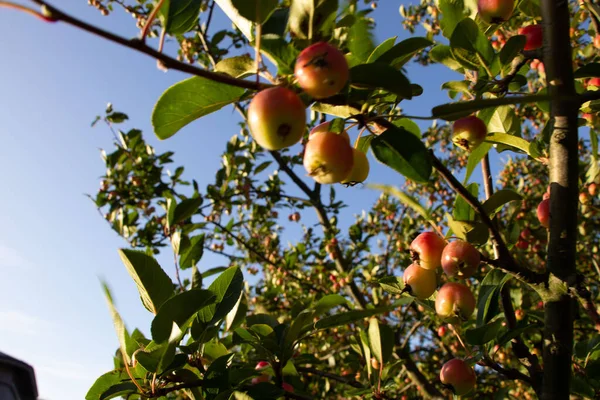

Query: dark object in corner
[[0, 352, 38, 400]]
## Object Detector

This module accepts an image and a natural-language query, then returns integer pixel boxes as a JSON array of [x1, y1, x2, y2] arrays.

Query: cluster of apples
[[247, 42, 369, 185], [402, 232, 479, 395]]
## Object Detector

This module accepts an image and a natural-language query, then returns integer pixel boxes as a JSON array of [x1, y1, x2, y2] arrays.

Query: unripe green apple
[[342, 148, 370, 185], [435, 282, 476, 321], [452, 116, 487, 151], [247, 87, 306, 150], [310, 121, 350, 143], [441, 240, 480, 279], [295, 42, 349, 99], [440, 358, 476, 396], [537, 198, 550, 228], [403, 263, 437, 299], [518, 25, 543, 51], [303, 131, 354, 184], [410, 232, 447, 270], [477, 0, 514, 24]]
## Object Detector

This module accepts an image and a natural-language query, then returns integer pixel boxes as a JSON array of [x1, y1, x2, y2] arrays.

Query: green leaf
[[464, 319, 503, 345], [101, 283, 134, 365], [378, 276, 406, 295], [430, 45, 464, 72], [439, 0, 465, 38], [359, 330, 372, 378], [478, 106, 520, 135], [393, 118, 421, 138], [199, 266, 244, 324], [225, 292, 247, 331], [231, 0, 278, 23], [285, 309, 315, 348], [368, 184, 431, 222], [446, 214, 489, 245], [172, 197, 203, 225], [368, 318, 383, 364], [571, 375, 596, 398], [180, 235, 205, 270], [574, 63, 600, 79], [314, 306, 395, 330], [374, 37, 433, 67], [118, 249, 174, 314], [378, 324, 395, 363], [432, 94, 550, 119], [442, 81, 472, 98], [86, 370, 131, 400], [314, 294, 348, 315], [453, 182, 478, 221], [366, 36, 397, 63], [288, 0, 338, 40], [481, 189, 522, 216], [477, 269, 511, 326], [348, 17, 376, 63], [464, 142, 492, 183], [202, 266, 228, 278], [215, 55, 256, 78], [99, 382, 138, 400], [356, 134, 374, 153], [136, 340, 177, 374], [450, 18, 494, 70], [151, 289, 216, 343], [499, 36, 526, 66], [369, 126, 432, 183], [214, 0, 253, 40], [350, 64, 413, 99], [260, 35, 301, 75], [158, 0, 202, 35], [311, 102, 361, 118], [152, 77, 246, 140], [485, 133, 531, 154]]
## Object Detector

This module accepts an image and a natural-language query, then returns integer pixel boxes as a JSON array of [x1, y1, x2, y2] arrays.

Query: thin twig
[[297, 367, 364, 388], [27, 1, 272, 91], [480, 356, 533, 384], [139, 0, 164, 41], [0, 0, 54, 21]]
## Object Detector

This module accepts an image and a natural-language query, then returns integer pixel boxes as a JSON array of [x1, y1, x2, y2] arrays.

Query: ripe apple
[[441, 240, 480, 279], [295, 42, 349, 99], [580, 192, 590, 204], [594, 34, 600, 49], [452, 116, 487, 151], [589, 183, 597, 196], [588, 77, 600, 87], [477, 0, 514, 23], [282, 382, 294, 393], [440, 358, 476, 396], [251, 374, 270, 384], [435, 282, 476, 321], [309, 121, 350, 143], [403, 262, 437, 299], [537, 198, 550, 228], [247, 87, 306, 151], [303, 131, 354, 184], [342, 148, 370, 186], [518, 25, 543, 51], [255, 361, 270, 370], [410, 231, 447, 270]]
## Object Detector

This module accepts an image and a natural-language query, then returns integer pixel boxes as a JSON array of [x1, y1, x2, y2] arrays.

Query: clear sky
[[0, 2, 459, 399]]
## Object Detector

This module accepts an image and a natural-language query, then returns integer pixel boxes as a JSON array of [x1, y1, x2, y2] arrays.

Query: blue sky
[[0, 2, 459, 399]]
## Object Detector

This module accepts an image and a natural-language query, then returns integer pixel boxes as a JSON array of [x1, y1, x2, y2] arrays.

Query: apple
[[410, 231, 447, 270], [342, 148, 370, 186], [309, 121, 350, 143], [251, 375, 270, 384], [441, 240, 480, 279], [403, 262, 438, 299], [594, 34, 600, 49], [537, 198, 550, 228], [518, 25, 543, 51], [247, 87, 306, 151], [440, 358, 476, 396], [477, 0, 514, 23], [580, 192, 590, 204], [438, 325, 447, 337], [588, 77, 600, 87], [255, 361, 270, 370], [452, 116, 488, 151], [303, 131, 354, 184], [282, 382, 294, 393], [589, 183, 597, 196], [435, 282, 476, 321], [295, 42, 349, 99]]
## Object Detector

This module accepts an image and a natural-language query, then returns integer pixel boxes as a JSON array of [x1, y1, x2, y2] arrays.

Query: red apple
[[435, 282, 476, 321], [341, 148, 370, 186], [452, 116, 488, 151], [247, 87, 306, 151], [282, 382, 294, 393], [594, 34, 600, 49], [477, 0, 514, 23], [441, 240, 480, 279], [440, 358, 476, 396], [255, 361, 270, 370], [295, 42, 349, 99], [403, 262, 438, 300], [589, 183, 597, 196], [588, 77, 600, 87], [410, 231, 447, 270], [309, 121, 350, 143], [303, 131, 354, 184], [518, 25, 543, 51], [537, 198, 550, 228]]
